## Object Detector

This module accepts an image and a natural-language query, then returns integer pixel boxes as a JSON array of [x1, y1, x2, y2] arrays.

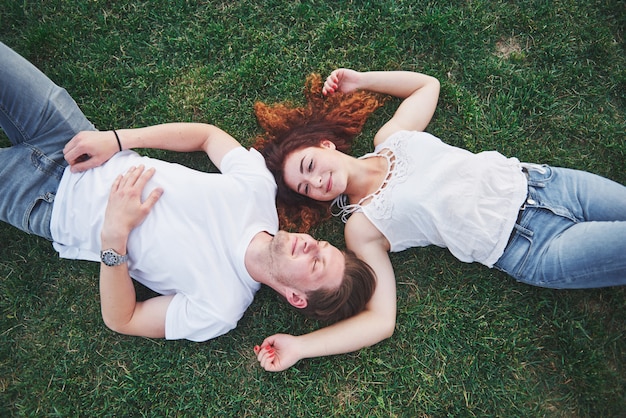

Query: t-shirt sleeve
[[220, 147, 275, 186], [164, 293, 238, 342]]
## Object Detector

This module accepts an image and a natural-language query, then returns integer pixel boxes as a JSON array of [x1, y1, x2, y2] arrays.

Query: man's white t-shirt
[[50, 147, 278, 341]]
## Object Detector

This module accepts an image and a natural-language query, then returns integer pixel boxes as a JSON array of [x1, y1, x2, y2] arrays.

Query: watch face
[[101, 249, 127, 266], [102, 251, 118, 266]]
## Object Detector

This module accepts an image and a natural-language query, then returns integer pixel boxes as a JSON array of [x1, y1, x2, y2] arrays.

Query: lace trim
[[332, 133, 411, 222]]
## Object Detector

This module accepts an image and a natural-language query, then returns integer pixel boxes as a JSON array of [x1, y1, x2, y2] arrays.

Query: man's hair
[[253, 73, 386, 232], [298, 249, 376, 323]]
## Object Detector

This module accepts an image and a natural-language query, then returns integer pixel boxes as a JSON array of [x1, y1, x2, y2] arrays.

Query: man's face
[[269, 231, 345, 293]]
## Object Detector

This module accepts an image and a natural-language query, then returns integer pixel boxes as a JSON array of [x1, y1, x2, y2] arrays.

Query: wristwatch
[[100, 248, 129, 267]]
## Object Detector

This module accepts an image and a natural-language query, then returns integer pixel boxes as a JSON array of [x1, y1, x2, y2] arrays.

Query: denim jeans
[[0, 42, 95, 240], [494, 163, 626, 288]]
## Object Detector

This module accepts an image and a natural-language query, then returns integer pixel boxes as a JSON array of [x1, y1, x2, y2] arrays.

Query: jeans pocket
[[23, 192, 55, 240], [494, 229, 534, 282]]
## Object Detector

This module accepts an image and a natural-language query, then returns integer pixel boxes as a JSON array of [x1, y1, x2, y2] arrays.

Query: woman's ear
[[286, 290, 308, 309], [319, 139, 337, 150]]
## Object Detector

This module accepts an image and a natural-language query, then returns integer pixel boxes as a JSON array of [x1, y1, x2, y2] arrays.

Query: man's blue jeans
[[0, 42, 95, 240], [494, 164, 626, 288]]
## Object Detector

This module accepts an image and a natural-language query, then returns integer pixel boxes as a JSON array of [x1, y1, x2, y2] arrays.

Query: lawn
[[1, 0, 625, 416]]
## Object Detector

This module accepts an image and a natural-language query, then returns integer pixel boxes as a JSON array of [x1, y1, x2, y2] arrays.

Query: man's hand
[[254, 334, 304, 372], [101, 165, 163, 249], [64, 130, 121, 173]]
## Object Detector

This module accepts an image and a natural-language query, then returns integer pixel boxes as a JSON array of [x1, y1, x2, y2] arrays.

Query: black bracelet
[[112, 129, 122, 152]]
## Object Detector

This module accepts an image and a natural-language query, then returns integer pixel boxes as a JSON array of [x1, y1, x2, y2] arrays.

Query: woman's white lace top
[[333, 131, 528, 267]]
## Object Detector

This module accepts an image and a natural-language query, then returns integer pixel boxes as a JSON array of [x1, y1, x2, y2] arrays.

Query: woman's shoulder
[[374, 130, 439, 151], [345, 212, 386, 245]]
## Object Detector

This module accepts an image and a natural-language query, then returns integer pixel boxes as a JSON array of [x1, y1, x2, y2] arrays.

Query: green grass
[[1, 0, 625, 416]]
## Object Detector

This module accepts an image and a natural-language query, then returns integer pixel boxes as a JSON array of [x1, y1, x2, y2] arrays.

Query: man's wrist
[[112, 129, 123, 152], [101, 226, 130, 249], [100, 234, 128, 265]]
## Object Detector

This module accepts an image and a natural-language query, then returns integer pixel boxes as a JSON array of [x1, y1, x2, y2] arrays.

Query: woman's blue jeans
[[494, 164, 626, 288], [0, 42, 94, 240]]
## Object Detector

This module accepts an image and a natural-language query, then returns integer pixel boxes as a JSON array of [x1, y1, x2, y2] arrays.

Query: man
[[0, 42, 376, 342]]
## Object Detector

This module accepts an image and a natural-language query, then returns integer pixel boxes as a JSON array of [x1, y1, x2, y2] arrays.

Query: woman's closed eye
[[302, 159, 314, 195], [296, 157, 314, 195]]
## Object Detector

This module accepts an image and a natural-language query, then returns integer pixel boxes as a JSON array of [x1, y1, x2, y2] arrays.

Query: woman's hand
[[64, 130, 121, 173], [254, 334, 304, 372], [322, 69, 362, 95]]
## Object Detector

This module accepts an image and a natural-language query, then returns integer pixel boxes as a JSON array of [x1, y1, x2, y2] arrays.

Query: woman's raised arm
[[322, 69, 440, 146], [255, 213, 396, 371]]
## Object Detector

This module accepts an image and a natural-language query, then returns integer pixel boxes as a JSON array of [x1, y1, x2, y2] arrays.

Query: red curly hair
[[253, 73, 386, 232]]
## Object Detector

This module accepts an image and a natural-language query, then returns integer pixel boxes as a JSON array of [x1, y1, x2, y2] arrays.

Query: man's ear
[[320, 139, 337, 150], [286, 290, 308, 309]]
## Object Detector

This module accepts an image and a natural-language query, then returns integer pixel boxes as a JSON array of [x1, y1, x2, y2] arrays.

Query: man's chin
[[271, 230, 290, 253]]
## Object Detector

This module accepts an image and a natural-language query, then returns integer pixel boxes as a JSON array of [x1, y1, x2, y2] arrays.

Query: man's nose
[[302, 237, 320, 254]]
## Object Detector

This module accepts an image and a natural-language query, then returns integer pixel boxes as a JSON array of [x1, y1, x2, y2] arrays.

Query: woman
[[252, 68, 626, 371]]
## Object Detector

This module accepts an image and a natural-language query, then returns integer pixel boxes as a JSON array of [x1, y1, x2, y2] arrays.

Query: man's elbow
[[102, 314, 133, 335], [101, 309, 167, 338]]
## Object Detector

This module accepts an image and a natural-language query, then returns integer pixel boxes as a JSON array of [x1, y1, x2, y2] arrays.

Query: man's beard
[[268, 231, 293, 287]]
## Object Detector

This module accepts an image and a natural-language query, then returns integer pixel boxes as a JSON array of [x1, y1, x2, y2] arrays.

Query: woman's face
[[283, 140, 346, 202]]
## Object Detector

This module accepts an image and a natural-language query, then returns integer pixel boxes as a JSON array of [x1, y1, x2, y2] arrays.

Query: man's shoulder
[[222, 147, 276, 188]]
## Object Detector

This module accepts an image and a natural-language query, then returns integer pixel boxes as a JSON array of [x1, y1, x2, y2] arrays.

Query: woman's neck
[[345, 154, 389, 204]]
